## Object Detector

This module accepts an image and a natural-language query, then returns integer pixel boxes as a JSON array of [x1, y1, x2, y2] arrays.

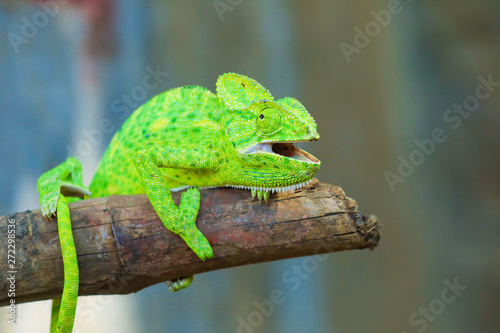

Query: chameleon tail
[[50, 194, 79, 333]]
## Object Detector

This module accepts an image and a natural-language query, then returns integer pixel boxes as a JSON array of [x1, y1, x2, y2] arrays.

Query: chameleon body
[[37, 73, 320, 332]]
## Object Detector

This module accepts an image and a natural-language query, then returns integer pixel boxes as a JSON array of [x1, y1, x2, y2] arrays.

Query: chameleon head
[[216, 73, 321, 198]]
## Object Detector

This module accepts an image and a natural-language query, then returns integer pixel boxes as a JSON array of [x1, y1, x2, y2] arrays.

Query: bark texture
[[0, 180, 380, 306]]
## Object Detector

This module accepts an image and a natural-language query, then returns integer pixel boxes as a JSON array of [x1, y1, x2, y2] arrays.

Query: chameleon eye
[[256, 107, 282, 135]]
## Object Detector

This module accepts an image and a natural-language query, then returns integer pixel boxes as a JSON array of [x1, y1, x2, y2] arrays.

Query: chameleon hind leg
[[51, 298, 62, 332], [38, 157, 90, 332], [165, 276, 194, 292]]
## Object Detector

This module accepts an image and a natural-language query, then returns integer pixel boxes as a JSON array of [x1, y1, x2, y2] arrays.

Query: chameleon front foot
[[37, 156, 91, 219], [180, 229, 213, 261], [165, 276, 194, 292], [171, 188, 214, 261]]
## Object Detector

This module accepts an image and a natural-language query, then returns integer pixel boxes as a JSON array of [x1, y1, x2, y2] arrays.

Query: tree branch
[[0, 180, 380, 306]]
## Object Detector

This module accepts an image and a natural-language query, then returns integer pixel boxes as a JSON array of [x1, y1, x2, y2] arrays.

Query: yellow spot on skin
[[106, 184, 120, 195], [152, 118, 170, 132], [107, 137, 122, 160]]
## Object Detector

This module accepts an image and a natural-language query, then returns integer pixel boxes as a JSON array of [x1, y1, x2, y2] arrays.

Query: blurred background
[[1, 0, 499, 332]]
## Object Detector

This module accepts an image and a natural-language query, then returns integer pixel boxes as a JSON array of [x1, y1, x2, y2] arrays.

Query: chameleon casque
[[37, 73, 320, 332]]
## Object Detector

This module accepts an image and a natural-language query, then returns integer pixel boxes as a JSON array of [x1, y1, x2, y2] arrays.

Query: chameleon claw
[[257, 190, 263, 205], [263, 191, 270, 205], [165, 276, 194, 292]]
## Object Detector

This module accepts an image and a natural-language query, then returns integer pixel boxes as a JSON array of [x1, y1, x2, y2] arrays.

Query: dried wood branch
[[0, 180, 380, 306]]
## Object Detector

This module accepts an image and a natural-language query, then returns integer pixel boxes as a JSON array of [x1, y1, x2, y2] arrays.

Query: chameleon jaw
[[245, 141, 320, 164], [179, 142, 319, 203], [228, 179, 314, 205], [237, 141, 319, 204]]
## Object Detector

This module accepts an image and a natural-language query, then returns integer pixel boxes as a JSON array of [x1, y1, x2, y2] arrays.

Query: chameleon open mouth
[[246, 142, 320, 164]]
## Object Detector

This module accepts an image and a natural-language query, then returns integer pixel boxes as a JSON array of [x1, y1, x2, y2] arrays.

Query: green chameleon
[[37, 73, 320, 332]]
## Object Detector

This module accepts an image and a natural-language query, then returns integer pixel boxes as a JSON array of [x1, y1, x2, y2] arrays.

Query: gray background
[[1, 0, 499, 332]]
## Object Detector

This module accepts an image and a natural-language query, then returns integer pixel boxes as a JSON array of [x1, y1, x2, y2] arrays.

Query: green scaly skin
[[37, 73, 321, 332]]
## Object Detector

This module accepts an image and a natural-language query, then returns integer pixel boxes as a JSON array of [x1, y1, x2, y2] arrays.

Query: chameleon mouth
[[246, 142, 320, 164]]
